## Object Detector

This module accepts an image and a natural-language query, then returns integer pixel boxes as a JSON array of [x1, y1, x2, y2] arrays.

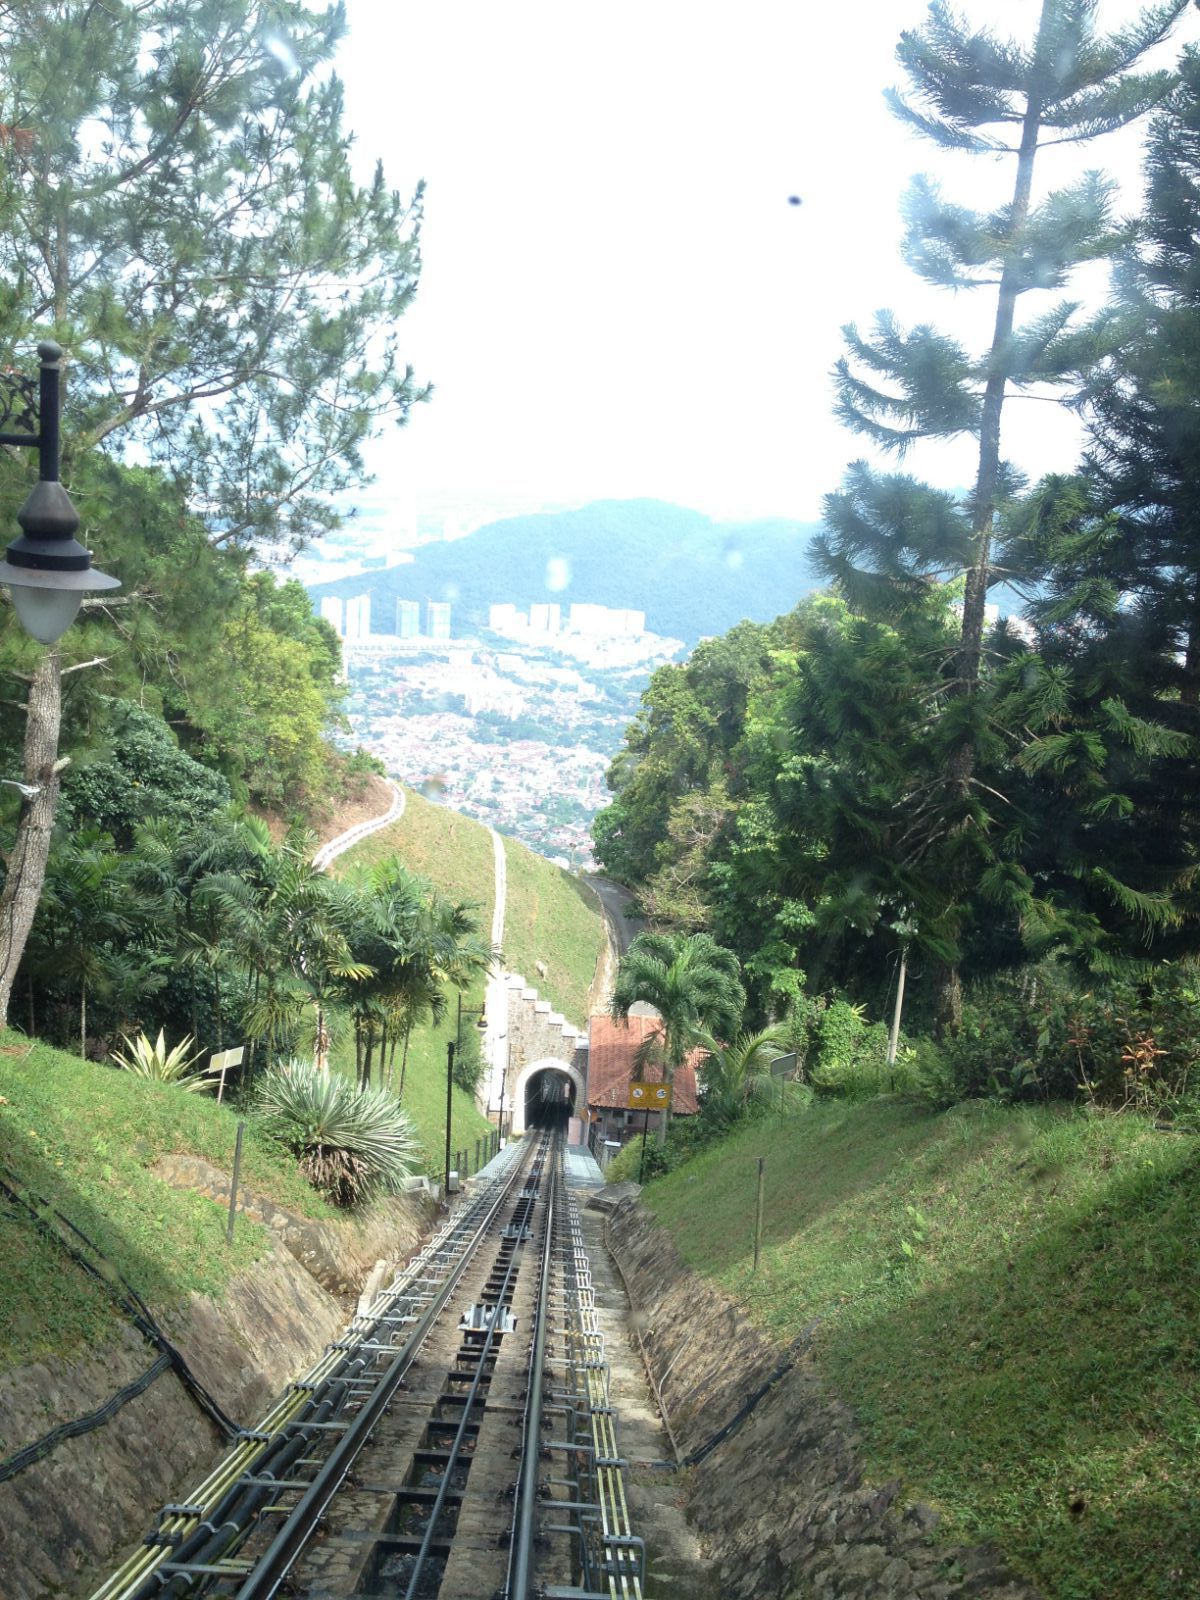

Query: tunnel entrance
[[522, 1066, 577, 1133]]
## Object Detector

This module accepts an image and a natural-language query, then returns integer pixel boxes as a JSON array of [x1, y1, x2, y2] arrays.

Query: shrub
[[936, 961, 1200, 1115], [111, 1030, 211, 1091], [452, 1024, 486, 1097], [254, 1061, 421, 1207]]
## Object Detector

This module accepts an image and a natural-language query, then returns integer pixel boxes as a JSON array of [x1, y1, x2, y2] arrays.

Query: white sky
[[333, 0, 1197, 530]]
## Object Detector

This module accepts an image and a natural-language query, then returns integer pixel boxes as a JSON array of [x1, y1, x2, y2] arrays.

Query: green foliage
[[642, 1097, 1200, 1600], [254, 1060, 421, 1208], [0, 0, 426, 554], [932, 962, 1200, 1117], [695, 1026, 791, 1128], [110, 1029, 209, 1091], [452, 1022, 486, 1097], [60, 705, 232, 846]]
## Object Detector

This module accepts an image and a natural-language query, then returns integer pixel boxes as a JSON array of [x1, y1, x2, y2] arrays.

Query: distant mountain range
[[306, 499, 823, 644]]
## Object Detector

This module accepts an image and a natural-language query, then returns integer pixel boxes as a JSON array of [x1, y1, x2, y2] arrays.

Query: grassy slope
[[502, 832, 604, 1017], [641, 1100, 1200, 1600], [338, 784, 496, 929], [333, 786, 496, 1167], [0, 1036, 337, 1370], [501, 836, 604, 1024]]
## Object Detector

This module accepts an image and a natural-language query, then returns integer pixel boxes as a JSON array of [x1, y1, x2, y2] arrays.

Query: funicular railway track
[[89, 1129, 646, 1600]]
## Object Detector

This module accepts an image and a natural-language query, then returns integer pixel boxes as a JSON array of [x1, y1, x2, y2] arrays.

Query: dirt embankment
[[606, 1198, 1041, 1600], [0, 1169, 436, 1600]]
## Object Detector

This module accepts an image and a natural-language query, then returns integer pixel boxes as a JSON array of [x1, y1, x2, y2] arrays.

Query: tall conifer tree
[[818, 0, 1188, 1031]]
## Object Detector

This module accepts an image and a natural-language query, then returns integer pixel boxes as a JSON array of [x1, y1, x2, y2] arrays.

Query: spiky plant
[[253, 1061, 421, 1208], [110, 1029, 211, 1091], [696, 1026, 792, 1128]]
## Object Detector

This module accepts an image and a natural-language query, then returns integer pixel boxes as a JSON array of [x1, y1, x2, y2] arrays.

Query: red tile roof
[[585, 1014, 700, 1115]]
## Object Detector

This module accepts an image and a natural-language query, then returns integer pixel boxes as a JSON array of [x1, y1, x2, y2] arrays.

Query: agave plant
[[254, 1060, 421, 1207], [110, 1029, 211, 1091]]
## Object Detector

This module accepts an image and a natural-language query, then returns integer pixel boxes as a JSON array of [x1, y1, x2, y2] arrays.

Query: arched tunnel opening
[[523, 1066, 577, 1133]]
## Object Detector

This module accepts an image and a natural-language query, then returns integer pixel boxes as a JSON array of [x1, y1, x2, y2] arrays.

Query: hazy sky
[[333, 1, 1197, 531]]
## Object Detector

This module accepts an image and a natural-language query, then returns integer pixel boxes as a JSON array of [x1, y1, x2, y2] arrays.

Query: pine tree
[[1006, 47, 1200, 967], [818, 0, 1189, 1031], [0, 0, 426, 554]]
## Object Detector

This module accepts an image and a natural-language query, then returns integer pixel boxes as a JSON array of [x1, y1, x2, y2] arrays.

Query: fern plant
[[254, 1061, 421, 1207], [110, 1029, 210, 1091]]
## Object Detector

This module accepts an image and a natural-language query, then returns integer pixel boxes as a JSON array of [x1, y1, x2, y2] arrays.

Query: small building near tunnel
[[582, 1013, 701, 1151]]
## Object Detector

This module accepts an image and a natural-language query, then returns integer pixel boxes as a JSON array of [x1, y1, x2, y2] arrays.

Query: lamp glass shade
[[9, 584, 84, 644]]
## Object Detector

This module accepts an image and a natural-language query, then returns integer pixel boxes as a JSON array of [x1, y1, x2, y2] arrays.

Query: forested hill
[[308, 500, 823, 643]]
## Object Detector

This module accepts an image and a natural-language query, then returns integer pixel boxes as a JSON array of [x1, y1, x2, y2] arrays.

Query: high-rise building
[[567, 603, 609, 635], [529, 603, 561, 635], [489, 603, 522, 633], [345, 593, 371, 639], [426, 600, 451, 639], [396, 599, 420, 638], [319, 596, 344, 635]]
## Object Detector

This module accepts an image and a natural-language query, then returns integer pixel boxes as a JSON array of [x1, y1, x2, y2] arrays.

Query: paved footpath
[[311, 779, 406, 870]]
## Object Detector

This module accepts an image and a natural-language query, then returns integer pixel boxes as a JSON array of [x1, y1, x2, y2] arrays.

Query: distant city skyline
[[332, 1, 1195, 531]]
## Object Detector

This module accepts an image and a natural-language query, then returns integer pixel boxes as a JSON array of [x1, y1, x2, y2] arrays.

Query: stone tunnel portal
[[510, 1057, 586, 1136]]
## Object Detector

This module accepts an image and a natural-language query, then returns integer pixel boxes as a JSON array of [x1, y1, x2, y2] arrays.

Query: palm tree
[[695, 1026, 790, 1129], [610, 931, 745, 1140]]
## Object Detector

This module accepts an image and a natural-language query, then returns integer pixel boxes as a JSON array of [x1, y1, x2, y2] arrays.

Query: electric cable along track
[[89, 1127, 647, 1600]]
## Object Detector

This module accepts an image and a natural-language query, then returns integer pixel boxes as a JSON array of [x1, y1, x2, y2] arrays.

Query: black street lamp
[[0, 341, 119, 641]]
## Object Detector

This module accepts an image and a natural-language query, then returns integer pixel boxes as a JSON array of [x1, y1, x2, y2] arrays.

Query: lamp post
[[0, 342, 119, 1031], [451, 993, 487, 1181], [0, 342, 119, 641]]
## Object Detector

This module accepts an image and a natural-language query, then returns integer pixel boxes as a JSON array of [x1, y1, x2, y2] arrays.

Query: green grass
[[337, 784, 496, 931], [640, 1099, 1200, 1600], [0, 1035, 342, 1371], [501, 835, 604, 1024]]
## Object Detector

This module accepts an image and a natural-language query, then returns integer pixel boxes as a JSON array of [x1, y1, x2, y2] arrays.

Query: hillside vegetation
[[638, 1099, 1200, 1600], [0, 1031, 490, 1373], [501, 838, 605, 1023], [336, 785, 496, 931], [338, 787, 606, 1025], [0, 1038, 320, 1368]]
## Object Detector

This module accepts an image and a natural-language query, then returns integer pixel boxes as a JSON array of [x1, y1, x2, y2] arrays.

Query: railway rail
[[88, 1128, 647, 1600]]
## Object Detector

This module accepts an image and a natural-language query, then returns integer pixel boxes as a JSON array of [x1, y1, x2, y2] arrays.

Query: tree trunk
[[938, 24, 1047, 1028], [887, 949, 908, 1067], [933, 961, 963, 1043], [398, 1023, 412, 1099], [80, 980, 87, 1061], [314, 999, 329, 1072], [0, 650, 63, 1031]]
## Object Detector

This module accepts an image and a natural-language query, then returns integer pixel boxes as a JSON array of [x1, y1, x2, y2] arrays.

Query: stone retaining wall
[[605, 1197, 1041, 1600], [152, 1153, 435, 1294], [0, 1171, 436, 1600], [504, 971, 583, 1072]]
